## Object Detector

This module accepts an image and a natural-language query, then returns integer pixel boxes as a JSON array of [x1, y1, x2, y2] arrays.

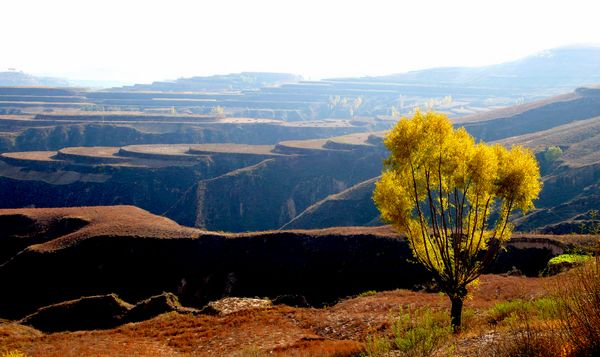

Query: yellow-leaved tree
[[373, 110, 541, 332]]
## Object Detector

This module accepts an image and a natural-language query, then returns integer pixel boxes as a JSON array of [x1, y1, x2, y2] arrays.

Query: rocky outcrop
[[204, 297, 272, 316]]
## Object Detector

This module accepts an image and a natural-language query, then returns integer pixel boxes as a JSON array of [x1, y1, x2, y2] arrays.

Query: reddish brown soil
[[0, 206, 588, 356], [0, 205, 592, 255], [0, 273, 560, 357], [0, 205, 201, 252]]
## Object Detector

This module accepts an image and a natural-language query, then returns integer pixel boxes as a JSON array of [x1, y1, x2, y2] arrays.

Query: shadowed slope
[[0, 206, 583, 322], [281, 177, 381, 229]]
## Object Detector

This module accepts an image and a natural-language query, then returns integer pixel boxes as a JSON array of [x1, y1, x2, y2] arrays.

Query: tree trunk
[[450, 297, 463, 333]]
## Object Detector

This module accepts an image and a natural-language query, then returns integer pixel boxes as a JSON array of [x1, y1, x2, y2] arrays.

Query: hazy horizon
[[2, 0, 600, 84]]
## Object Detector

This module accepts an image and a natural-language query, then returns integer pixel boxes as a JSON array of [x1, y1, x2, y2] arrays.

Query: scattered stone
[[204, 297, 272, 315]]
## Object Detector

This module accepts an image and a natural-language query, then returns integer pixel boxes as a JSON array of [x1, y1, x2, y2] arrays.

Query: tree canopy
[[373, 110, 542, 331]]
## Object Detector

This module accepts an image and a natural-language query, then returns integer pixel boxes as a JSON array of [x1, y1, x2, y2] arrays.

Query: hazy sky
[[2, 0, 599, 83]]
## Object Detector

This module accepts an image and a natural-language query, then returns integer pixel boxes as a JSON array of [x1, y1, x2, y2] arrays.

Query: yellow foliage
[[374, 110, 542, 300]]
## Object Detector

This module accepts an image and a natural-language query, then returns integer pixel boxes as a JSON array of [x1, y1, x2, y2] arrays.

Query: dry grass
[[0, 273, 570, 357], [0, 206, 201, 252], [555, 257, 600, 355]]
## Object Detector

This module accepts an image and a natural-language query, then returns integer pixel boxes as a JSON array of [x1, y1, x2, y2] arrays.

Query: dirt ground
[[0, 273, 559, 357]]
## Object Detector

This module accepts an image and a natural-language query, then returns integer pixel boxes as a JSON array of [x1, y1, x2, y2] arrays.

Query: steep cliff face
[[193, 148, 386, 231], [0, 148, 270, 221], [282, 177, 381, 229]]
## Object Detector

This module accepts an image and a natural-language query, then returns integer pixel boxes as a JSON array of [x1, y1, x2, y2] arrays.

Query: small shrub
[[543, 145, 563, 163], [363, 334, 392, 356], [487, 321, 563, 357], [488, 299, 533, 325], [546, 254, 592, 275], [488, 297, 560, 325], [556, 257, 600, 355], [363, 307, 451, 356], [391, 307, 451, 356], [533, 297, 561, 320], [358, 290, 377, 298]]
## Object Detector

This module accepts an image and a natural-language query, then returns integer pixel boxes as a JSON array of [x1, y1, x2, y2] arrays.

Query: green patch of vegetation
[[548, 254, 592, 266], [543, 145, 563, 163], [357, 290, 377, 298], [363, 307, 451, 356], [364, 334, 392, 356], [488, 297, 561, 325], [546, 253, 592, 275], [392, 307, 451, 356]]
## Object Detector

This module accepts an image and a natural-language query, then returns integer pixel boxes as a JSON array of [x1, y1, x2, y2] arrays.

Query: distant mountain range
[[3, 46, 600, 95], [0, 71, 69, 87], [334, 46, 600, 95]]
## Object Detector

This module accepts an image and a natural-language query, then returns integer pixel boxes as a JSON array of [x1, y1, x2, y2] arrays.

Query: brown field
[[278, 138, 330, 150], [281, 120, 353, 128], [119, 144, 195, 156], [212, 117, 282, 124], [328, 132, 380, 146], [58, 147, 122, 158], [187, 144, 278, 156], [0, 151, 59, 162]]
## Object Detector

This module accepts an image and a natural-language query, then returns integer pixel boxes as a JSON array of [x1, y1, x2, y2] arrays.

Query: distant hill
[[0, 71, 69, 87], [3, 46, 599, 120], [334, 46, 600, 96], [500, 114, 600, 232], [117, 72, 303, 92]]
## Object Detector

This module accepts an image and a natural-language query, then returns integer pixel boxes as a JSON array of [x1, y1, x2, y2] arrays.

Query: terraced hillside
[[0, 205, 583, 321], [0, 133, 387, 232], [0, 110, 385, 153], [284, 88, 600, 232], [1, 83, 599, 233], [499, 115, 600, 232], [2, 47, 600, 126]]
